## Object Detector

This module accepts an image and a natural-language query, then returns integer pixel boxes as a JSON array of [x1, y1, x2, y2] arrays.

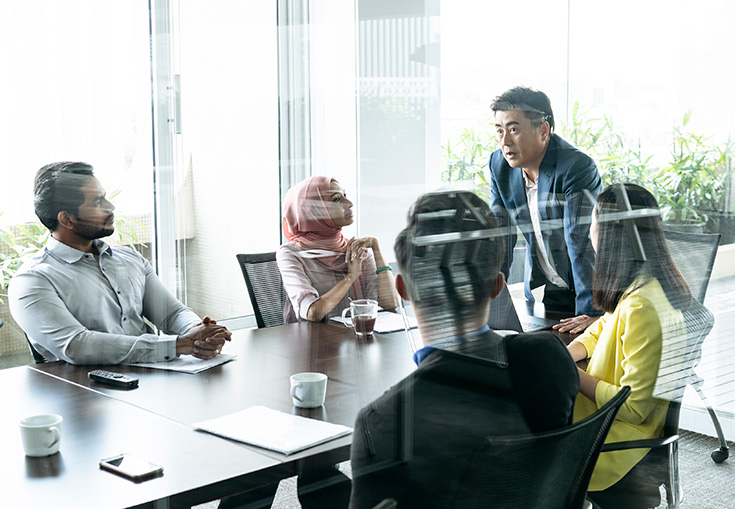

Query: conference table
[[7, 321, 417, 508], [1, 366, 280, 508], [6, 303, 575, 508]]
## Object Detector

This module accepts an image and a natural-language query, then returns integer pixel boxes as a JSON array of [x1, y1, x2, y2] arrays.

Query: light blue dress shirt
[[9, 237, 201, 365]]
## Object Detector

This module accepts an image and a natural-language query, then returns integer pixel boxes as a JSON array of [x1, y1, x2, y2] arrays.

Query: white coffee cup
[[290, 372, 328, 408], [20, 414, 63, 457]]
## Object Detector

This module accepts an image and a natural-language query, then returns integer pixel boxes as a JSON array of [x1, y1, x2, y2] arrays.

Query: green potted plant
[[0, 216, 49, 303], [703, 147, 735, 244], [441, 127, 498, 203], [0, 217, 49, 360], [652, 112, 733, 234]]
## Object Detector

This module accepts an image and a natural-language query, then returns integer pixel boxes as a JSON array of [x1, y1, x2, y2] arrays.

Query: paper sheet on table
[[193, 405, 353, 455], [330, 310, 418, 333], [125, 354, 236, 373]]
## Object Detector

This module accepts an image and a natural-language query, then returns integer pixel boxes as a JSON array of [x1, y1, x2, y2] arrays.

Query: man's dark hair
[[490, 86, 555, 132], [34, 162, 95, 231], [395, 191, 505, 332]]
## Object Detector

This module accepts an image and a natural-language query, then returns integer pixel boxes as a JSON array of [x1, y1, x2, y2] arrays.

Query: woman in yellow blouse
[[567, 183, 691, 508]]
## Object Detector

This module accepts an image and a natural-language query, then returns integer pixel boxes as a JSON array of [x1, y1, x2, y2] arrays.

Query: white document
[[330, 310, 418, 334], [125, 354, 236, 374], [193, 405, 353, 455]]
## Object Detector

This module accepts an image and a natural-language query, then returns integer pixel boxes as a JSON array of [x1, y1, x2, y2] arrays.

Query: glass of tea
[[341, 299, 379, 336]]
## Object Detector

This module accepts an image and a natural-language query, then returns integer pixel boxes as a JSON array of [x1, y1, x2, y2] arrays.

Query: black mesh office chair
[[26, 334, 47, 364], [662, 229, 728, 463], [664, 229, 721, 303], [236, 252, 287, 328], [450, 387, 630, 509], [684, 306, 730, 463], [598, 301, 725, 509], [594, 399, 683, 509], [3, 317, 47, 363]]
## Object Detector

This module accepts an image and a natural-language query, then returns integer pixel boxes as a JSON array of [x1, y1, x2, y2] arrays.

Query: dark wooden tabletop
[[20, 302, 577, 507], [30, 322, 415, 424], [1, 367, 281, 509], [29, 321, 418, 475]]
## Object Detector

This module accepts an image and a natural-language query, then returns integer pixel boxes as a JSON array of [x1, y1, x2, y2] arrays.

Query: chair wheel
[[711, 447, 729, 463]]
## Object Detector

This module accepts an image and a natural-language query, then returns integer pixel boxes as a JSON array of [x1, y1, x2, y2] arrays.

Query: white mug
[[20, 414, 63, 457], [290, 372, 328, 408]]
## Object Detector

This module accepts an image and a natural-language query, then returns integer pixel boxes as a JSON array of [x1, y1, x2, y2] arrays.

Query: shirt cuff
[[157, 334, 179, 361], [299, 294, 318, 320], [577, 336, 595, 358], [594, 379, 616, 408]]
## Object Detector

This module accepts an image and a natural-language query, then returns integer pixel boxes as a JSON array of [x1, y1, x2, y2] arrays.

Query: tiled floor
[[683, 275, 735, 439], [701, 276, 735, 409]]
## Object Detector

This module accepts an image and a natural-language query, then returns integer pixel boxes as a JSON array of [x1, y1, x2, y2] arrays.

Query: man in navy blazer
[[488, 87, 602, 332], [348, 191, 580, 508]]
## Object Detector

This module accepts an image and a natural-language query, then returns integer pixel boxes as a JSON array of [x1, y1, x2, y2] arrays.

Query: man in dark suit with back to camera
[[349, 190, 580, 508], [489, 86, 602, 333]]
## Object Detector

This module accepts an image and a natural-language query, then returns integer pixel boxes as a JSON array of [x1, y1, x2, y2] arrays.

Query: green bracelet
[[376, 265, 392, 275]]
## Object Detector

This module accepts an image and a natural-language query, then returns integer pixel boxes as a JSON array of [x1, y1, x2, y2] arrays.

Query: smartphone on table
[[99, 453, 163, 482]]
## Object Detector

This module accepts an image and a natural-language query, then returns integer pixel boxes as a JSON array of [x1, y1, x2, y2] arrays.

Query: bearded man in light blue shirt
[[9, 161, 230, 365]]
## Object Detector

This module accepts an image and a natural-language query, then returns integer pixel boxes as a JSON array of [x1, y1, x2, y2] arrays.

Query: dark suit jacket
[[348, 331, 579, 509], [488, 135, 602, 315]]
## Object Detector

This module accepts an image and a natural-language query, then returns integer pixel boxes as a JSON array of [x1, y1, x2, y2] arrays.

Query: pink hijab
[[282, 176, 368, 302], [282, 176, 349, 272]]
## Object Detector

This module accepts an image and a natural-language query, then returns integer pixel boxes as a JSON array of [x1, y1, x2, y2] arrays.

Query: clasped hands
[[343, 237, 378, 277], [176, 316, 232, 359]]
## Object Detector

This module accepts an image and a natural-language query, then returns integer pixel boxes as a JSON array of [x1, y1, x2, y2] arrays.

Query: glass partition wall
[[436, 0, 735, 445], [174, 0, 735, 444], [171, 1, 280, 328], [0, 0, 155, 357], [1, 0, 733, 487]]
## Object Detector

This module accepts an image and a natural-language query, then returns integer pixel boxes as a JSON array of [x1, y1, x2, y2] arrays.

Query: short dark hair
[[490, 86, 555, 132], [34, 162, 95, 231], [395, 191, 505, 328], [593, 183, 691, 312]]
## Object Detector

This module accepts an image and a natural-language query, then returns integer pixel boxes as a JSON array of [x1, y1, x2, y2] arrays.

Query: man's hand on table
[[553, 314, 598, 335], [176, 316, 232, 359]]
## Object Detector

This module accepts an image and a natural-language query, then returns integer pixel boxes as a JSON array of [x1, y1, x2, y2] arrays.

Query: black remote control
[[88, 370, 139, 389]]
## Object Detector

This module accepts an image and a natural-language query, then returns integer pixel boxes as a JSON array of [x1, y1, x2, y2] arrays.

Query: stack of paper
[[373, 311, 418, 333], [126, 354, 236, 374], [193, 406, 353, 455]]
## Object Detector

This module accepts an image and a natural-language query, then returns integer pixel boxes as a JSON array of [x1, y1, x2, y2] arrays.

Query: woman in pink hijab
[[277, 176, 398, 323]]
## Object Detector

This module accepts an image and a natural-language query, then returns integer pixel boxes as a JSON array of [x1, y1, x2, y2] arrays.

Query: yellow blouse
[[573, 277, 686, 491]]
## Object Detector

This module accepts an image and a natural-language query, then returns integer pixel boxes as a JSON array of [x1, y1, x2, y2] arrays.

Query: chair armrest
[[601, 434, 679, 452]]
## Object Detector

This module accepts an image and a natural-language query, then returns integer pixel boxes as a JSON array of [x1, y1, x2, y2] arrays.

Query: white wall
[[0, 0, 154, 224], [177, 0, 280, 318]]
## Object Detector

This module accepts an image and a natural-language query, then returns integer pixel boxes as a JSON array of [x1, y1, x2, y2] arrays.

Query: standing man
[[9, 161, 231, 365], [489, 86, 602, 332]]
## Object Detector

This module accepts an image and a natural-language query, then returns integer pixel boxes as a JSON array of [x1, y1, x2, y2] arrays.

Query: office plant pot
[[720, 213, 735, 244], [664, 220, 707, 234], [706, 210, 735, 245]]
